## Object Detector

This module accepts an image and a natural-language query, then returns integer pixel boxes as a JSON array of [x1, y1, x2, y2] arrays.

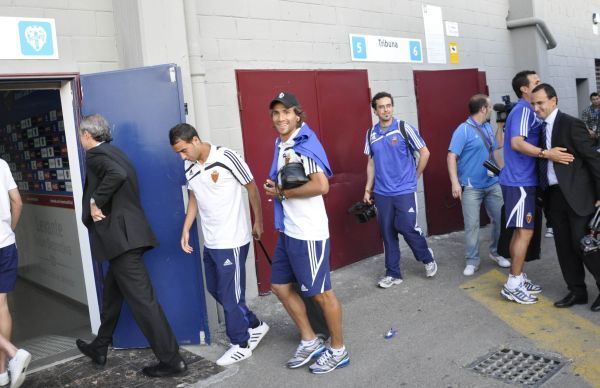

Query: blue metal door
[[80, 64, 209, 347]]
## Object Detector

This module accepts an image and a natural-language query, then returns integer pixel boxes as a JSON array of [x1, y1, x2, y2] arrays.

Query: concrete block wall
[[194, 0, 517, 234], [537, 0, 600, 115], [0, 0, 119, 74]]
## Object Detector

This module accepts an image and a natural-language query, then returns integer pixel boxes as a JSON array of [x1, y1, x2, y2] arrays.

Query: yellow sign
[[449, 41, 459, 64]]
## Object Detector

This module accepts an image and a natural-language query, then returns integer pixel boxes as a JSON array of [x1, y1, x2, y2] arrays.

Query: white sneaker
[[425, 260, 438, 277], [489, 253, 511, 268], [216, 344, 252, 366], [377, 276, 403, 288], [545, 228, 554, 238], [500, 283, 538, 304], [522, 273, 542, 294], [8, 349, 31, 388], [248, 321, 269, 351], [463, 264, 479, 276], [0, 372, 8, 387]]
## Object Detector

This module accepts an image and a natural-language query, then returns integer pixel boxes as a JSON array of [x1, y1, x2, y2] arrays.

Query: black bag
[[278, 162, 309, 190], [256, 240, 330, 339], [497, 204, 542, 261]]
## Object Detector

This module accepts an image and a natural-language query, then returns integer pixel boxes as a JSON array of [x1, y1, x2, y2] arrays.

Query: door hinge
[[169, 67, 176, 83], [237, 92, 242, 111], [184, 103, 188, 115]]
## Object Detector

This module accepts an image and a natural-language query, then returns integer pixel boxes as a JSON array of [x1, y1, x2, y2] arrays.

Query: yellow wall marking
[[462, 269, 600, 386]]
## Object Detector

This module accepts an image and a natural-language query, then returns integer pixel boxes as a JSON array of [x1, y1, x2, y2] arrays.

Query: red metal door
[[413, 69, 488, 235], [236, 70, 379, 293], [315, 71, 381, 268]]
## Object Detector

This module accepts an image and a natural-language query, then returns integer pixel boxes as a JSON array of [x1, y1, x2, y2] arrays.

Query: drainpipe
[[182, 0, 220, 342], [506, 17, 557, 50], [183, 0, 212, 141]]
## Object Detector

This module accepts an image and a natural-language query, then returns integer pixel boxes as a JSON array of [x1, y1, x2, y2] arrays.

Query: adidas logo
[[408, 207, 415, 213], [300, 284, 308, 292], [223, 259, 233, 266]]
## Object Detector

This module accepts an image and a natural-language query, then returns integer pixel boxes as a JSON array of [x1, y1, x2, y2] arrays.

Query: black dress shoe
[[76, 339, 107, 365], [553, 293, 588, 308], [142, 360, 187, 378], [591, 295, 600, 312]]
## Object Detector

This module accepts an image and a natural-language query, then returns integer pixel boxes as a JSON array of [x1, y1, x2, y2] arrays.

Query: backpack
[[367, 120, 417, 163]]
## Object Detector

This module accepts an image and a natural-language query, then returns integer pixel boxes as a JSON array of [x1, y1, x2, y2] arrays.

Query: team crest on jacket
[[526, 212, 533, 224], [391, 136, 397, 145], [211, 170, 219, 183]]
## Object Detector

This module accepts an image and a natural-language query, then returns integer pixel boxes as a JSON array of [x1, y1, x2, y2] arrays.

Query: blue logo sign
[[18, 21, 54, 56], [352, 36, 367, 59], [409, 40, 422, 62]]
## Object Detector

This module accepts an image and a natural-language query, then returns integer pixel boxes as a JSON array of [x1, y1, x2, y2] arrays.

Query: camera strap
[[467, 120, 496, 163], [256, 239, 272, 265], [589, 207, 600, 231]]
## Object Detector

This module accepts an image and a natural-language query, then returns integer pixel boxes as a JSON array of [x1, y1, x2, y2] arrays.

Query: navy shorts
[[271, 234, 331, 297], [0, 244, 18, 293], [501, 185, 536, 229]]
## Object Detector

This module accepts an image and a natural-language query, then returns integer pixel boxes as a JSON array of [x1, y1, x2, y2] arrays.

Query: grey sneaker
[[309, 348, 350, 374], [522, 273, 542, 294], [378, 276, 403, 288], [501, 284, 538, 304], [286, 338, 325, 369], [425, 260, 438, 277]]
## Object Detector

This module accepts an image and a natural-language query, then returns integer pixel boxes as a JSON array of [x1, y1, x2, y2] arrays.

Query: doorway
[[576, 78, 590, 117], [0, 80, 96, 370]]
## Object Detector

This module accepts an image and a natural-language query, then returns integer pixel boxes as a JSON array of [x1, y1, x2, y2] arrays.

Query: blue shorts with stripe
[[271, 234, 332, 297], [0, 243, 18, 293], [501, 185, 536, 229]]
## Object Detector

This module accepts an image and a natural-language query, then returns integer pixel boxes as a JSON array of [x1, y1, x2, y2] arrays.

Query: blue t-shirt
[[364, 117, 426, 196], [499, 99, 542, 187], [448, 118, 498, 189]]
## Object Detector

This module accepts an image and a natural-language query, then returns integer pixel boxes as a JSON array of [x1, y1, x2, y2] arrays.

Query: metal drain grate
[[468, 348, 567, 386], [18, 335, 76, 360]]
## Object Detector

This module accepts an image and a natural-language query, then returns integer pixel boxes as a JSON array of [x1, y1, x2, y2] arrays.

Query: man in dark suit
[[531, 84, 600, 312], [76, 114, 187, 376]]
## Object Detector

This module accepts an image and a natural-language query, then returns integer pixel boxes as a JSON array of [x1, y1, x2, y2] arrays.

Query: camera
[[580, 208, 600, 255], [483, 160, 501, 176], [347, 202, 377, 223], [493, 95, 517, 123]]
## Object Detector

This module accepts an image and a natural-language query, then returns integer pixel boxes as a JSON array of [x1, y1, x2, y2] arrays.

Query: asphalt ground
[[185, 226, 599, 388]]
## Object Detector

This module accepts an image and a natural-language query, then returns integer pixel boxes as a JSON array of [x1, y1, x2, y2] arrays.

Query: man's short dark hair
[[532, 83, 558, 103], [591, 92, 599, 99], [169, 123, 199, 145], [371, 92, 394, 109], [468, 94, 489, 115], [512, 70, 537, 98]]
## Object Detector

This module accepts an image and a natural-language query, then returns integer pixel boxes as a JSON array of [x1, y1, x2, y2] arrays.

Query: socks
[[330, 346, 346, 356], [506, 273, 523, 289], [301, 338, 318, 347]]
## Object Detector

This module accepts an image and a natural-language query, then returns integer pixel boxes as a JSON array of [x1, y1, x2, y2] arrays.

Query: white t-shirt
[[185, 144, 253, 249], [277, 133, 329, 241], [0, 159, 17, 248]]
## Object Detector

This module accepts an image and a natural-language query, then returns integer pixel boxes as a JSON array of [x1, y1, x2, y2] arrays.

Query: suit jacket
[[551, 111, 600, 216], [82, 143, 158, 262]]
